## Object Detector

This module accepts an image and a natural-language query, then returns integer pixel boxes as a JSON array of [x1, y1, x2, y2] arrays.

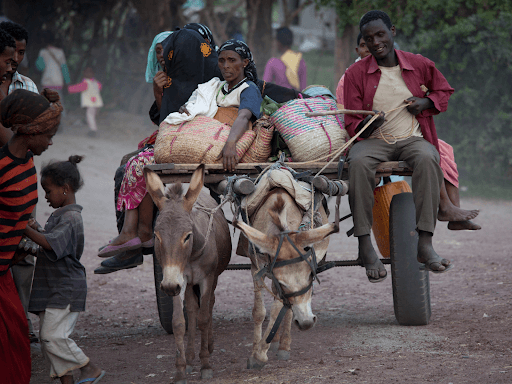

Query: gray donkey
[[144, 165, 231, 384]]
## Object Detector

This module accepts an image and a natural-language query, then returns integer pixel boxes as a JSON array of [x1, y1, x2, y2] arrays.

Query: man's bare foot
[[357, 235, 387, 282], [437, 205, 479, 222], [417, 231, 452, 273], [448, 220, 481, 231], [78, 362, 104, 382]]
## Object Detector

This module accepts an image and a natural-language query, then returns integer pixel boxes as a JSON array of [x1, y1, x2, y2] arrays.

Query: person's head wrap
[[145, 31, 173, 83], [0, 88, 63, 135], [183, 23, 216, 50], [218, 39, 258, 83], [276, 27, 293, 48]]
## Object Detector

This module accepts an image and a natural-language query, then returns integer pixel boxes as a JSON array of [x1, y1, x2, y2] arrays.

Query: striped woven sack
[[269, 96, 348, 162], [240, 115, 274, 163], [154, 115, 256, 164]]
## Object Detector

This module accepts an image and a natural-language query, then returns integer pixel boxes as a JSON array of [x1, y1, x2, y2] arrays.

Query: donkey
[[234, 188, 338, 369], [144, 165, 231, 384]]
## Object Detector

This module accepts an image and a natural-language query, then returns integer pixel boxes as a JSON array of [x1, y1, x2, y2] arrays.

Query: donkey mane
[[268, 195, 286, 232], [165, 183, 184, 200]]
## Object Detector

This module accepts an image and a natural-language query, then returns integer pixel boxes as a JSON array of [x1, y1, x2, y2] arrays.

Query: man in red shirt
[[344, 10, 454, 282]]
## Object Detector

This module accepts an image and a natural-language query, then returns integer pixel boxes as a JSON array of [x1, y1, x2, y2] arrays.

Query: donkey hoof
[[277, 350, 290, 361], [201, 368, 213, 379], [185, 365, 194, 374], [247, 356, 266, 370], [269, 341, 280, 352]]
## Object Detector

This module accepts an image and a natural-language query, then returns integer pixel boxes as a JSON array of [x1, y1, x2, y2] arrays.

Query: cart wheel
[[389, 193, 431, 325], [153, 254, 175, 334]]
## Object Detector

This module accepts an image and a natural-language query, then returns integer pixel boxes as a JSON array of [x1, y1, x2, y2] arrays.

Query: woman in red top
[[0, 88, 62, 384]]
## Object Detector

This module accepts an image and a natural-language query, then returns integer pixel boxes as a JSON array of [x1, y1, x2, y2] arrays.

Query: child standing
[[24, 155, 105, 384], [68, 67, 103, 137]]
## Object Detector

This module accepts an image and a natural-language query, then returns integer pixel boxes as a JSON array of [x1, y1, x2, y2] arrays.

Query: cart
[[145, 160, 430, 334]]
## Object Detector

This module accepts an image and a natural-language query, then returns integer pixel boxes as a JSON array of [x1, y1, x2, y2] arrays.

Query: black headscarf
[[218, 39, 258, 83], [183, 23, 216, 49], [156, 28, 222, 124]]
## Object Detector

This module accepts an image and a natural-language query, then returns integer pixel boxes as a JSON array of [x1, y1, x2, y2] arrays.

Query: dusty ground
[[29, 110, 512, 384]]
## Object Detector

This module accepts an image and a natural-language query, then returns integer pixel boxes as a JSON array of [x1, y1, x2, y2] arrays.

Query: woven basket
[[372, 180, 412, 258], [269, 97, 348, 162], [240, 116, 274, 163], [154, 116, 256, 164]]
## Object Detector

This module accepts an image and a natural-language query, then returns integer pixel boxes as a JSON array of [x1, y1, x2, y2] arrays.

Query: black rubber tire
[[153, 254, 175, 334], [389, 193, 431, 326]]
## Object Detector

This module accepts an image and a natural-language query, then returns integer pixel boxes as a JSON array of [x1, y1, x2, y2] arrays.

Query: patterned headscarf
[[145, 31, 173, 83], [0, 89, 63, 135], [218, 39, 258, 83], [183, 23, 216, 50]]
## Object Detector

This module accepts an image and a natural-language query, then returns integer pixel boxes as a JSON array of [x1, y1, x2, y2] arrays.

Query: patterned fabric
[[438, 139, 459, 188], [0, 272, 31, 384], [184, 23, 216, 49], [145, 31, 172, 84], [117, 146, 155, 211], [0, 145, 37, 276], [29, 204, 87, 313], [0, 89, 63, 135], [218, 39, 258, 83], [8, 71, 38, 94]]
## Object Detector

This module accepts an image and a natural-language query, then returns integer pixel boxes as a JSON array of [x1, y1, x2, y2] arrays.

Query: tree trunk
[[334, 21, 359, 90], [246, 0, 275, 75]]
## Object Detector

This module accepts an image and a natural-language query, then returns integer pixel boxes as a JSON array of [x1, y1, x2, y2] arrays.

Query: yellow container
[[372, 180, 412, 258]]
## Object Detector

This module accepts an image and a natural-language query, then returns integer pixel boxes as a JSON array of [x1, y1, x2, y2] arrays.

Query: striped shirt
[[29, 204, 87, 312], [0, 145, 37, 276], [8, 71, 39, 94]]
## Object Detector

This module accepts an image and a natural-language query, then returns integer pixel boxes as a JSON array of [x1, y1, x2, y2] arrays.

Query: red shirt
[[343, 49, 454, 152]]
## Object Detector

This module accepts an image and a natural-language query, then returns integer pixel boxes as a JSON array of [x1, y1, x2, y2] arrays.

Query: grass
[[459, 178, 512, 201]]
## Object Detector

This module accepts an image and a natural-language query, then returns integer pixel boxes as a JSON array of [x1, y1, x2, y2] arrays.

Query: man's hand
[[217, 141, 238, 172], [356, 110, 385, 138], [405, 97, 434, 115], [153, 71, 167, 91]]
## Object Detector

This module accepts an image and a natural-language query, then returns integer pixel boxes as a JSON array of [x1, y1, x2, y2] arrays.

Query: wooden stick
[[305, 109, 376, 117]]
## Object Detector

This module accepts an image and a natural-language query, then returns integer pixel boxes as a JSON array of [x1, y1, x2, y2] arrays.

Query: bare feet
[[357, 235, 387, 282], [448, 220, 481, 231], [437, 205, 479, 222], [417, 231, 452, 273]]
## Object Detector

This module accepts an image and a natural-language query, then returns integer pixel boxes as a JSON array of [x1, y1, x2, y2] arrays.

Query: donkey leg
[[172, 295, 188, 384], [256, 300, 283, 363], [198, 282, 214, 379], [268, 320, 282, 353], [277, 309, 293, 361], [247, 284, 267, 370], [207, 288, 216, 355], [184, 285, 198, 374]]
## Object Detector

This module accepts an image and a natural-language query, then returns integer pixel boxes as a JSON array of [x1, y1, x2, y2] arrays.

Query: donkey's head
[[235, 196, 338, 331], [144, 165, 205, 297]]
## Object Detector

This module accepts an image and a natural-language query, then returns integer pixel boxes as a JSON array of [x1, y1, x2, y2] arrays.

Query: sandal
[[418, 257, 454, 273], [358, 257, 387, 283]]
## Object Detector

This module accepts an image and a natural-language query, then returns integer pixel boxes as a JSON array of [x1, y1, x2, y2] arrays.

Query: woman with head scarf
[[146, 31, 172, 113], [0, 88, 62, 384]]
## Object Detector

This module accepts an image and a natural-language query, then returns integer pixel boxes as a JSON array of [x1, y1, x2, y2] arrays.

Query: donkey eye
[[184, 233, 192, 243]]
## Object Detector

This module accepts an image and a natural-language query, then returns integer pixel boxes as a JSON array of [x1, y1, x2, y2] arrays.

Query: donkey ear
[[183, 164, 205, 212], [234, 220, 278, 256], [293, 223, 337, 249], [144, 168, 167, 211]]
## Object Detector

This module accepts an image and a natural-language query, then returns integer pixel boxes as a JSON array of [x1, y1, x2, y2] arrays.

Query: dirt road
[[29, 111, 512, 383]]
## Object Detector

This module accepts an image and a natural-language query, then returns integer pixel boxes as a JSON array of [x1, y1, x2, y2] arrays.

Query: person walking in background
[[0, 88, 63, 384], [68, 67, 103, 137], [263, 26, 307, 91], [36, 32, 70, 113], [0, 20, 41, 344]]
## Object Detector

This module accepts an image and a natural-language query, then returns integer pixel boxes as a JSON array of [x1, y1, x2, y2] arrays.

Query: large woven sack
[[154, 116, 256, 164], [269, 97, 348, 162], [372, 180, 412, 258], [240, 116, 274, 163]]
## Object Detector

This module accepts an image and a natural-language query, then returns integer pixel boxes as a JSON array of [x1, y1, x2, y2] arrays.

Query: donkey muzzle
[[161, 266, 185, 296]]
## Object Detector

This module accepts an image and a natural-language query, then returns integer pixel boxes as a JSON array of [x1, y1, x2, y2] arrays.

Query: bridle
[[252, 230, 320, 344]]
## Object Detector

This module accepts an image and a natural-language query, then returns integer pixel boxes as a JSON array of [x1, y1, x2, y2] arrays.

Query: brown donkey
[[144, 165, 231, 384], [234, 189, 338, 369]]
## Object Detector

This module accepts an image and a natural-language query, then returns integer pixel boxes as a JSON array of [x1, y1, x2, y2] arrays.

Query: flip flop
[[76, 370, 106, 384], [98, 237, 142, 257], [419, 260, 454, 274], [141, 238, 154, 248], [358, 257, 387, 283]]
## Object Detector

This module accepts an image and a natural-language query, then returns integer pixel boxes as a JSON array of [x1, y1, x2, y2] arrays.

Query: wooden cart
[[145, 161, 431, 333]]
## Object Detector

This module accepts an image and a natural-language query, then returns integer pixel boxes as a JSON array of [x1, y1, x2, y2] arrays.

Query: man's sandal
[[75, 370, 106, 384], [418, 256, 454, 274]]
